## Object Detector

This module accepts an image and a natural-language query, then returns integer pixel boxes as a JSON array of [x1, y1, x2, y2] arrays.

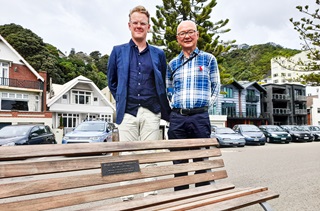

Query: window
[[221, 103, 236, 117], [1, 92, 29, 111], [1, 100, 28, 111], [71, 90, 92, 104], [246, 104, 257, 117], [35, 95, 39, 111], [317, 108, 320, 113], [58, 113, 79, 128], [99, 114, 112, 122], [223, 87, 233, 98], [0, 62, 9, 86]]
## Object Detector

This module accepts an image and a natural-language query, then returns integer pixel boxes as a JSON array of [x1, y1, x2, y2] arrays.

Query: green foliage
[[301, 72, 320, 86], [220, 43, 301, 81], [290, 0, 320, 68], [0, 23, 108, 89], [150, 0, 235, 62]]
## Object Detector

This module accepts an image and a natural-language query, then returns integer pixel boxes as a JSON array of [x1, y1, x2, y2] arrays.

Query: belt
[[172, 107, 208, 115]]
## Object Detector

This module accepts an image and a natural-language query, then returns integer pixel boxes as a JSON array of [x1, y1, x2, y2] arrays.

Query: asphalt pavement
[[219, 141, 320, 211]]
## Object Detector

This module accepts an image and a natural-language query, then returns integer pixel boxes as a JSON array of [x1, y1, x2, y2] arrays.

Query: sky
[[0, 0, 316, 56]]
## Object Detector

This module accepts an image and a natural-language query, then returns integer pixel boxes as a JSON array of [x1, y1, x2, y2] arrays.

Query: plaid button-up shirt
[[166, 48, 220, 109]]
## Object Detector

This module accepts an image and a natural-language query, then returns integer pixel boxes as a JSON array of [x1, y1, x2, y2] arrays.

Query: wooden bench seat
[[0, 138, 279, 211]]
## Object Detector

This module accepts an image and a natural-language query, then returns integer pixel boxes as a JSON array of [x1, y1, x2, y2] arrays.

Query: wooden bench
[[0, 138, 279, 211]]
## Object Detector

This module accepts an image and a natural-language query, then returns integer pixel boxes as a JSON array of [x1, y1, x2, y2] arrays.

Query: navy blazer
[[107, 42, 171, 124]]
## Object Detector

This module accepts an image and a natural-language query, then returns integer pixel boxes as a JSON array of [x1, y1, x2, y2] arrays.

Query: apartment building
[[262, 83, 307, 125]]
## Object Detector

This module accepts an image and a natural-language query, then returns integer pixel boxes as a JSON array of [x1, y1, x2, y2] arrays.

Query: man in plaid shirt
[[166, 20, 221, 191]]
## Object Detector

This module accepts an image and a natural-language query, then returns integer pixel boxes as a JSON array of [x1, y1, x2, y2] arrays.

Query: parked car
[[62, 120, 114, 144], [258, 125, 291, 143], [279, 125, 313, 142], [232, 124, 266, 145], [0, 124, 56, 146], [299, 125, 320, 141], [211, 127, 245, 147]]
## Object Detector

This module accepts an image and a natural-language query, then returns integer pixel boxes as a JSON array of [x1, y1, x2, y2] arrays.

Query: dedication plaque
[[101, 160, 140, 176]]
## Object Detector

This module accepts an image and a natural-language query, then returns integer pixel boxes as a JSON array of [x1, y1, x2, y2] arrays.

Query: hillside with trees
[[0, 23, 108, 89], [220, 43, 301, 82]]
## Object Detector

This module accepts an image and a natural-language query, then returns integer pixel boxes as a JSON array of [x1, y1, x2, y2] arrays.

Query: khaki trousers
[[118, 107, 160, 200]]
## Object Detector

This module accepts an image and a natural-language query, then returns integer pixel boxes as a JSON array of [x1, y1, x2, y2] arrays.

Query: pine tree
[[290, 0, 320, 70], [149, 0, 234, 62]]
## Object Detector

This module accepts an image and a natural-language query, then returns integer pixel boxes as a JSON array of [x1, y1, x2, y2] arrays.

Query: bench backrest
[[0, 138, 228, 210]]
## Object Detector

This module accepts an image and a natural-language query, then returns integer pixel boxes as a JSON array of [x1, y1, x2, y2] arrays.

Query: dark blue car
[[0, 125, 56, 146]]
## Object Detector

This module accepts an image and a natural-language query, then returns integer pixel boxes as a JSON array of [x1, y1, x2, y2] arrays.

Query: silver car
[[62, 121, 114, 144], [211, 127, 246, 147]]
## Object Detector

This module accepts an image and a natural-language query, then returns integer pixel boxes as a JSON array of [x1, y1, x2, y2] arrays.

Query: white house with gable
[[47, 75, 115, 133]]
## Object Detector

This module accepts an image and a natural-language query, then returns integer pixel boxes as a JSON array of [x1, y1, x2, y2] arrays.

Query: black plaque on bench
[[101, 160, 140, 176]]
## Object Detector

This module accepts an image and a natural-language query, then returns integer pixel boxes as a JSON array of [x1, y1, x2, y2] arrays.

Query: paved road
[[219, 141, 320, 211]]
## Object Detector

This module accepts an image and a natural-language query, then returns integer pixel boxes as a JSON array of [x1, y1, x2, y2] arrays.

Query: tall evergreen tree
[[149, 0, 234, 62]]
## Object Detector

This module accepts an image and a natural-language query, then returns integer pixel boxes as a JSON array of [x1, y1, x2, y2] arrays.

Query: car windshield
[[0, 125, 31, 137], [216, 128, 236, 134], [75, 122, 105, 132], [267, 127, 285, 132], [310, 126, 320, 131], [241, 126, 260, 132], [295, 126, 309, 131]]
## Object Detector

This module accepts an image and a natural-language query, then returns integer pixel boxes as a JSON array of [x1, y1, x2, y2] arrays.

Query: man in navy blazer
[[107, 6, 170, 140], [107, 5, 171, 201]]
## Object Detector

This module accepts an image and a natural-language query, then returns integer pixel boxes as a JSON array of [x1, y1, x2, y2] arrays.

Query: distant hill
[[219, 43, 301, 82]]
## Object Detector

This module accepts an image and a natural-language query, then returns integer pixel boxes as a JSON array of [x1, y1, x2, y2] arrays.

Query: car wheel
[[285, 141, 290, 144]]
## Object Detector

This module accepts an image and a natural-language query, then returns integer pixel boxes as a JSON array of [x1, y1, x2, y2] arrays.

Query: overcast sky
[[0, 0, 315, 56]]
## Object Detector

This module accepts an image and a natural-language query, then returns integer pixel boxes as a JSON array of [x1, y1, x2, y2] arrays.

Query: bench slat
[[0, 159, 225, 199], [0, 139, 218, 160], [83, 183, 236, 211], [0, 148, 221, 178], [0, 171, 227, 211], [148, 187, 270, 211], [189, 190, 280, 211]]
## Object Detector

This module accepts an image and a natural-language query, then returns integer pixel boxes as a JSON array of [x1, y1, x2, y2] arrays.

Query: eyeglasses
[[130, 21, 149, 27], [177, 30, 197, 38]]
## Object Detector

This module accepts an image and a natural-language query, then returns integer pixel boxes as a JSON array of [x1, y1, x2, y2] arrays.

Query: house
[[210, 80, 267, 128], [0, 34, 52, 129], [47, 75, 115, 134]]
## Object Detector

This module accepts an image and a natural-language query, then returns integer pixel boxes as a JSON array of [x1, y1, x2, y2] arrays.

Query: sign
[[101, 160, 140, 176]]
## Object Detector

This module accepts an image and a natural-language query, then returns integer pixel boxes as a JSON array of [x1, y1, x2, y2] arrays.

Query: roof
[[47, 75, 115, 111], [0, 34, 44, 82], [239, 81, 267, 93]]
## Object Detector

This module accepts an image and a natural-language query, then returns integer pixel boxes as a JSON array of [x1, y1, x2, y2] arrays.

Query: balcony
[[295, 109, 307, 115], [295, 95, 307, 101], [223, 112, 268, 119], [273, 108, 291, 115], [272, 94, 289, 101], [0, 77, 43, 90], [246, 95, 259, 102]]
